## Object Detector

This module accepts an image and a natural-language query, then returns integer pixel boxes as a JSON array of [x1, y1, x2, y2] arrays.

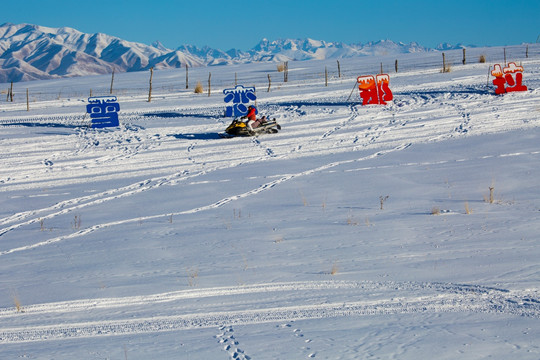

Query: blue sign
[[86, 96, 120, 128], [223, 85, 256, 117]]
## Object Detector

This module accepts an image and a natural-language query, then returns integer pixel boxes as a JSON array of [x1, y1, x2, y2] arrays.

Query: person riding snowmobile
[[241, 105, 267, 131]]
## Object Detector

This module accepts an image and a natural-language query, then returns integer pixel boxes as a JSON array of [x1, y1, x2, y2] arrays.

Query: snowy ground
[[1, 45, 540, 359]]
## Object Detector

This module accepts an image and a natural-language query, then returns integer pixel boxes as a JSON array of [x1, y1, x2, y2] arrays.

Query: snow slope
[[1, 45, 540, 359]]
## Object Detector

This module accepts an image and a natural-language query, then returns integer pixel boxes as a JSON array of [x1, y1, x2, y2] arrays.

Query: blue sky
[[2, 0, 539, 50]]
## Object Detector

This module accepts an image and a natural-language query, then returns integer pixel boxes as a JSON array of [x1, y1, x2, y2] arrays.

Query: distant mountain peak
[[151, 41, 169, 52], [0, 22, 455, 83]]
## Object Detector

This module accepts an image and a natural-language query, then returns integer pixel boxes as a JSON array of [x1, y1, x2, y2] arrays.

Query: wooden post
[[395, 59, 398, 73], [380, 62, 383, 74], [337, 60, 341, 78], [148, 67, 153, 102], [504, 48, 507, 65], [9, 82, 13, 102], [267, 74, 271, 92], [284, 61, 289, 82], [526, 45, 529, 58], [185, 64, 189, 89], [26, 88, 29, 111], [110, 70, 115, 94], [90, 89, 93, 97], [442, 53, 446, 73], [462, 48, 466, 65], [235, 72, 237, 86], [208, 72, 211, 97], [325, 66, 328, 87]]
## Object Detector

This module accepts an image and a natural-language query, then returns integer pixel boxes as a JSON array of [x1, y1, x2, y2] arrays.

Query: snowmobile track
[[0, 280, 538, 344]]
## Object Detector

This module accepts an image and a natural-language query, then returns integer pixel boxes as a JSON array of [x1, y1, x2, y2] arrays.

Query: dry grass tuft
[[431, 206, 441, 215], [479, 54, 486, 63], [379, 195, 389, 210], [299, 190, 308, 206], [187, 267, 199, 287], [347, 211, 358, 226], [72, 214, 81, 230], [330, 262, 339, 275], [465, 201, 472, 215], [10, 290, 23, 313], [194, 81, 204, 94], [483, 184, 496, 204]]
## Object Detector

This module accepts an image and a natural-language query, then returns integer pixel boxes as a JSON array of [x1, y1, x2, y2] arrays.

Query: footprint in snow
[[278, 321, 316, 358], [216, 325, 251, 360]]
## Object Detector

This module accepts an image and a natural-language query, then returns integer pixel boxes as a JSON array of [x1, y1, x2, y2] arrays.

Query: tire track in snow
[[0, 280, 538, 344], [0, 147, 390, 256], [0, 281, 359, 317], [4, 143, 540, 256], [320, 104, 359, 139]]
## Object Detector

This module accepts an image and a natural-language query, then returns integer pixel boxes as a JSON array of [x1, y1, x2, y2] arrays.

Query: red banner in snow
[[491, 62, 527, 95], [357, 74, 393, 105]]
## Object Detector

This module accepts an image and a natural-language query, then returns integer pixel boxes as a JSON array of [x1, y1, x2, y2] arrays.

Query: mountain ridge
[[0, 22, 469, 82]]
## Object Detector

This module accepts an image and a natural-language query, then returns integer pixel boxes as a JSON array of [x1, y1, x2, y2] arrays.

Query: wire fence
[[1, 43, 539, 104]]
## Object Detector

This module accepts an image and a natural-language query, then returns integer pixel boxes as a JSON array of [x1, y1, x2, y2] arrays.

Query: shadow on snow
[[167, 133, 223, 140]]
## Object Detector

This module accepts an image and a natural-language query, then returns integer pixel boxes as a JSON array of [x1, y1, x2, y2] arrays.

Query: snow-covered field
[[1, 45, 540, 359]]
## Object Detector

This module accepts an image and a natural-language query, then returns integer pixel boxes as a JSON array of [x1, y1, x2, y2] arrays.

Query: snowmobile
[[221, 118, 281, 137]]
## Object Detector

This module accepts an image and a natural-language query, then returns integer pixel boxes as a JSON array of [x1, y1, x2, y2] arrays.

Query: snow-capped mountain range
[[0, 23, 465, 82]]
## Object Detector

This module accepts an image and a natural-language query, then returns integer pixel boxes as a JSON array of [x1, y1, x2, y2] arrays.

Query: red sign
[[357, 74, 393, 105], [491, 62, 527, 95]]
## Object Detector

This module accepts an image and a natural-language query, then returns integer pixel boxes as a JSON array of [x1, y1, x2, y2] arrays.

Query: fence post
[[442, 53, 446, 73], [337, 60, 341, 78], [26, 88, 29, 111], [504, 48, 507, 65], [380, 63, 383, 74], [148, 67, 153, 102], [284, 61, 289, 82], [110, 70, 115, 94], [526, 45, 529, 58], [325, 66, 328, 87], [395, 59, 398, 73], [267, 74, 271, 92], [9, 82, 13, 102], [462, 48, 466, 65], [235, 72, 237, 86], [208, 72, 211, 97], [185, 64, 189, 89]]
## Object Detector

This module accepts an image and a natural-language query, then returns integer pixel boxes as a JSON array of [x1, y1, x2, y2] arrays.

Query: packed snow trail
[[1, 281, 539, 344]]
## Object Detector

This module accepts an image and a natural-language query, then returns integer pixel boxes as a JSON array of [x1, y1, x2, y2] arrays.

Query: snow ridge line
[[1, 286, 539, 344], [0, 147, 393, 256]]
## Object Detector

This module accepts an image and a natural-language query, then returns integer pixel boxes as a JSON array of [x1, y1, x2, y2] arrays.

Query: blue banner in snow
[[223, 85, 256, 117], [86, 96, 120, 128]]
